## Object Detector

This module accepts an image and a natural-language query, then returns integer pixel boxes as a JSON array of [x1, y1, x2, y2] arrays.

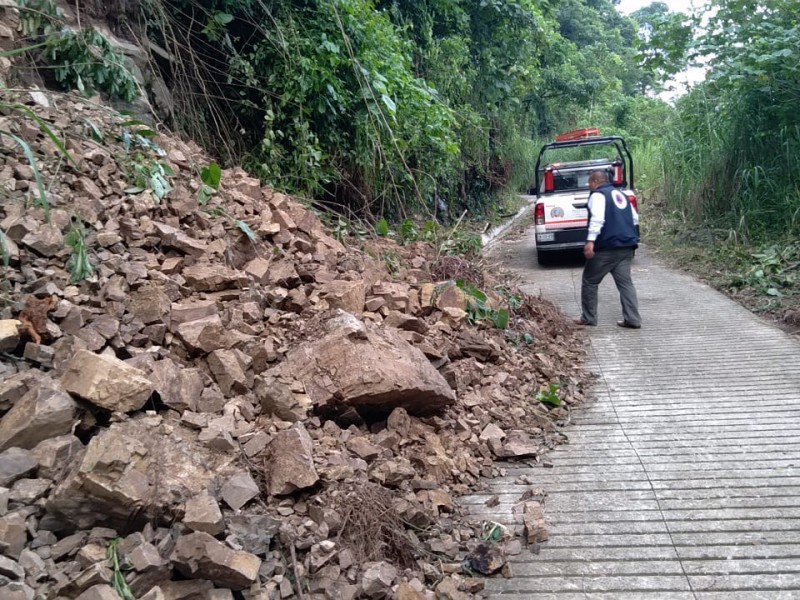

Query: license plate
[[537, 233, 555, 242]]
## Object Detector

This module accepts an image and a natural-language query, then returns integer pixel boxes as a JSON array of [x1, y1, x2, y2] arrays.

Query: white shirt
[[586, 190, 639, 242]]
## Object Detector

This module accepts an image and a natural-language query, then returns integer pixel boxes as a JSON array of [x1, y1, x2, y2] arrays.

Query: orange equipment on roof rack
[[554, 128, 601, 142]]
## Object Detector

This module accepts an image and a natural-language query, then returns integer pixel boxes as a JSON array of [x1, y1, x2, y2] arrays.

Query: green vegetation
[[65, 219, 94, 283], [537, 383, 562, 408], [14, 0, 139, 101], [131, 0, 676, 220], [106, 538, 135, 600], [4, 0, 796, 323], [456, 280, 510, 330], [198, 162, 223, 205], [0, 102, 78, 267], [629, 0, 800, 316], [642, 0, 799, 242], [6, 0, 690, 221], [118, 122, 174, 203]]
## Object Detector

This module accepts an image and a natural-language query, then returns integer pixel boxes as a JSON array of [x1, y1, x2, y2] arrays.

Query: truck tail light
[[627, 194, 638, 211], [612, 162, 623, 185], [544, 168, 554, 193], [535, 203, 545, 225]]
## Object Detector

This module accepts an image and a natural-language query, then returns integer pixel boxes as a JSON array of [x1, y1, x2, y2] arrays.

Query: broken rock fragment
[[153, 221, 208, 257], [183, 493, 225, 536], [360, 561, 396, 599], [31, 434, 82, 480], [0, 448, 38, 487], [175, 314, 227, 354], [74, 584, 120, 600], [148, 359, 204, 413], [61, 350, 154, 412], [0, 383, 77, 451], [500, 430, 539, 458], [265, 424, 319, 496], [129, 285, 172, 325], [207, 349, 250, 397], [182, 263, 243, 292], [0, 512, 26, 558], [370, 458, 416, 487], [523, 501, 548, 544], [465, 542, 506, 575], [221, 472, 260, 511], [0, 320, 21, 352], [45, 420, 237, 531], [255, 376, 311, 422], [319, 280, 366, 313], [171, 531, 261, 589]]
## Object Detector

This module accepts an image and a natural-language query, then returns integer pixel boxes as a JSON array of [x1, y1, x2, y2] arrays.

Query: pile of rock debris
[[0, 89, 586, 600]]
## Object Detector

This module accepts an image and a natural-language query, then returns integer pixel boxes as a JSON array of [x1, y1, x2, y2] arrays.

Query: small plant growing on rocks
[[119, 122, 174, 203], [107, 538, 135, 600], [456, 280, 510, 329], [0, 102, 77, 221], [197, 162, 222, 205], [536, 383, 562, 407], [65, 218, 94, 283]]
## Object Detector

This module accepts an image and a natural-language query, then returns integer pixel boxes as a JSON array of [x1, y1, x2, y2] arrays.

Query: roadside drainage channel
[[480, 198, 533, 250]]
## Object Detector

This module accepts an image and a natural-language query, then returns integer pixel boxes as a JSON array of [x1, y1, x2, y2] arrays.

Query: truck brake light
[[544, 168, 554, 193], [612, 162, 623, 185], [627, 194, 638, 211], [535, 203, 545, 225]]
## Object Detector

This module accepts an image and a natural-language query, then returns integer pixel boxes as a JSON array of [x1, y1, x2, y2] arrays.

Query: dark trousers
[[581, 247, 641, 326]]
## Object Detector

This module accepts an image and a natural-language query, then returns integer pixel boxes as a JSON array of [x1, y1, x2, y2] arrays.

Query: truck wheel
[[537, 252, 552, 266]]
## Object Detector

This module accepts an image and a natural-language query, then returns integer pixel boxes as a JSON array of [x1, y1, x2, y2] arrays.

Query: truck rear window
[[540, 169, 593, 193]]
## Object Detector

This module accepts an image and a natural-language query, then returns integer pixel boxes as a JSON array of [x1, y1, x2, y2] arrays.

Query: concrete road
[[467, 227, 800, 599]]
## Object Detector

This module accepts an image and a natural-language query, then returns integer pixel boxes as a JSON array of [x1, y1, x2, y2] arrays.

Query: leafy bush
[[46, 29, 139, 102], [731, 243, 800, 299], [15, 0, 139, 102]]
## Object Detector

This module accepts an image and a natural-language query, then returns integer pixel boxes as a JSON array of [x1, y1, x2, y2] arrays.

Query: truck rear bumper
[[536, 227, 587, 251]]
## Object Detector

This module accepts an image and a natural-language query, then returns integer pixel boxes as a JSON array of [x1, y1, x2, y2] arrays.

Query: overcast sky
[[617, 0, 698, 15]]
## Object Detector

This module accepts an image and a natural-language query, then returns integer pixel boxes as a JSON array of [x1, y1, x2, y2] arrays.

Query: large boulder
[[44, 419, 237, 532], [263, 317, 454, 420]]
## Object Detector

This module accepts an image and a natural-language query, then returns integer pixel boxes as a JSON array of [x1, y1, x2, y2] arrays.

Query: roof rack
[[554, 128, 601, 142]]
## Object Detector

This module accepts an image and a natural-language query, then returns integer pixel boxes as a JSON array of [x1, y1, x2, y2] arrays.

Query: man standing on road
[[574, 170, 642, 329]]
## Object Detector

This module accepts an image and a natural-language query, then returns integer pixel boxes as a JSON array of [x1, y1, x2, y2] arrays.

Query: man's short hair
[[590, 170, 610, 184]]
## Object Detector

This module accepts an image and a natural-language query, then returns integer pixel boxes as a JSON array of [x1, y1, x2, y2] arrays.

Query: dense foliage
[[654, 0, 800, 240], [136, 0, 673, 218]]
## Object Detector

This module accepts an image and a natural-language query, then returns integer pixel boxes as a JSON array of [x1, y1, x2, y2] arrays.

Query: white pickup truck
[[530, 130, 639, 265]]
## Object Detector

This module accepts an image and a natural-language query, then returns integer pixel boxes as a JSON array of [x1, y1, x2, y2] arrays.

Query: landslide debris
[[0, 88, 587, 599]]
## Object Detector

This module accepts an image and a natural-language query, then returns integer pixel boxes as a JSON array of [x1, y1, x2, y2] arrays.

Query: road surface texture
[[466, 226, 800, 599]]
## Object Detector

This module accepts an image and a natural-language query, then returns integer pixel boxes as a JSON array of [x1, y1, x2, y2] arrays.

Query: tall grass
[[656, 86, 800, 243], [631, 140, 664, 198]]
